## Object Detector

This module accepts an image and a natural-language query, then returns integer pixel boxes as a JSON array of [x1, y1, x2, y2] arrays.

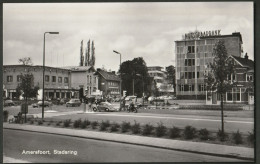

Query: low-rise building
[[95, 68, 120, 97]]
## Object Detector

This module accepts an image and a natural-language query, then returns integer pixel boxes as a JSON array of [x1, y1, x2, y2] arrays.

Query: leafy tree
[[205, 40, 236, 133], [16, 73, 39, 122], [119, 57, 149, 97], [18, 57, 33, 65], [166, 65, 176, 93]]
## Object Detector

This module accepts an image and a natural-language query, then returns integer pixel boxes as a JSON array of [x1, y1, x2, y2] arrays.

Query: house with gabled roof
[[94, 68, 121, 97], [206, 54, 254, 105]]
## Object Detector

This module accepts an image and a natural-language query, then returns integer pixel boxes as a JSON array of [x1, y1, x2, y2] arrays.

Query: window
[[52, 76, 56, 82], [185, 59, 195, 66], [188, 46, 195, 53], [247, 75, 253, 81], [90, 76, 92, 84], [45, 75, 50, 82], [17, 75, 21, 82], [227, 92, 232, 101], [58, 77, 62, 83], [64, 77, 68, 83], [7, 76, 13, 82], [198, 84, 205, 91]]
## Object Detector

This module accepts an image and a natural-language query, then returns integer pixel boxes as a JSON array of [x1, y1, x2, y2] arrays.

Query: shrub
[[56, 121, 62, 126], [199, 128, 210, 140], [183, 126, 197, 139], [100, 120, 110, 131], [73, 119, 82, 128], [121, 121, 131, 133], [3, 110, 9, 122], [155, 122, 167, 137], [91, 121, 98, 129], [247, 131, 254, 145], [142, 124, 154, 136], [63, 119, 71, 128], [80, 119, 90, 129], [232, 130, 243, 144], [131, 121, 141, 134], [217, 129, 229, 141], [38, 120, 43, 125], [110, 123, 120, 132], [169, 126, 181, 138]]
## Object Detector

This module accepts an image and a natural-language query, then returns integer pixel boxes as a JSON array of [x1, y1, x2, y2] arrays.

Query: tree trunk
[[221, 94, 224, 133], [25, 96, 27, 123]]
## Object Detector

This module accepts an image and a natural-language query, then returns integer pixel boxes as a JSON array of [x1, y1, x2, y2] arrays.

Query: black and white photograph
[[2, 2, 255, 163]]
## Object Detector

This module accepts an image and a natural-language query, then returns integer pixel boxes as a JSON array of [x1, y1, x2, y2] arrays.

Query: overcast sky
[[3, 2, 253, 71]]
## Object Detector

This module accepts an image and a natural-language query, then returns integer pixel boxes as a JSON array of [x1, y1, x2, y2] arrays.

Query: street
[[3, 129, 249, 162], [4, 104, 254, 134]]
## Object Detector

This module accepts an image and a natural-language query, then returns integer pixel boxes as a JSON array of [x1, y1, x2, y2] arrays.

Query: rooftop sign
[[183, 30, 221, 40]]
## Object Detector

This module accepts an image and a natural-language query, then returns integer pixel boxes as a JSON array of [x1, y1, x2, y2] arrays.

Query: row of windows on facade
[[177, 58, 214, 68], [6, 75, 68, 83], [177, 73, 253, 82], [176, 45, 214, 54], [108, 81, 118, 86], [176, 53, 214, 60], [148, 73, 165, 78], [207, 88, 247, 102]]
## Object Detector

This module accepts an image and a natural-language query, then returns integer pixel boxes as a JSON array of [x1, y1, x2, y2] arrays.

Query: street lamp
[[113, 50, 122, 109], [42, 32, 59, 119]]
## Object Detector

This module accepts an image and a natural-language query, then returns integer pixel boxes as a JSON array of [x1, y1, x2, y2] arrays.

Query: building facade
[[62, 66, 99, 99], [175, 31, 244, 100], [95, 68, 120, 97], [3, 65, 76, 100], [147, 66, 174, 95], [206, 55, 254, 104]]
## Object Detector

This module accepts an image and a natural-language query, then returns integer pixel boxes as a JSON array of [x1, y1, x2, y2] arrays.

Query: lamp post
[[113, 50, 122, 109], [42, 32, 59, 119]]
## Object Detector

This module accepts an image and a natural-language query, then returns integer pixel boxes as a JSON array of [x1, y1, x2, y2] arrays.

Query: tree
[[80, 40, 84, 66], [90, 41, 95, 67], [18, 57, 33, 65], [205, 40, 236, 134], [119, 57, 149, 97], [16, 73, 39, 122], [85, 39, 91, 66], [166, 65, 176, 93]]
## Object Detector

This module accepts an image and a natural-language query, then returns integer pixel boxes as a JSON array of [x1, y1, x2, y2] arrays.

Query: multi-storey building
[[3, 65, 99, 100], [175, 30, 244, 100], [62, 66, 98, 99], [95, 68, 120, 97], [147, 66, 174, 95], [3, 65, 75, 100]]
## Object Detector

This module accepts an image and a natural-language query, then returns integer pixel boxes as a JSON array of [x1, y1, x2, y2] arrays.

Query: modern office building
[[175, 30, 245, 100], [147, 66, 174, 95]]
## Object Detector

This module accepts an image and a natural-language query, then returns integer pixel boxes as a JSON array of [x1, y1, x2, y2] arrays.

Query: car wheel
[[93, 107, 97, 112], [105, 108, 109, 112]]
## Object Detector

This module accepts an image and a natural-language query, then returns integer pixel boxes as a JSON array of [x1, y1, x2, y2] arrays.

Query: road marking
[[94, 113, 253, 124]]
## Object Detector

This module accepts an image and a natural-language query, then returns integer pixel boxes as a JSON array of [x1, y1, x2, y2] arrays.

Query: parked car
[[32, 101, 52, 108], [4, 100, 15, 107], [66, 99, 81, 107], [92, 102, 118, 112], [125, 96, 137, 101]]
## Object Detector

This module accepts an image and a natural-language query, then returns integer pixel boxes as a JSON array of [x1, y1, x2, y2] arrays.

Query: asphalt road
[[3, 129, 248, 163], [4, 105, 254, 134]]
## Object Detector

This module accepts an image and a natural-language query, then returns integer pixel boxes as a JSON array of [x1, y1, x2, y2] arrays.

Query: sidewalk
[[3, 123, 254, 161]]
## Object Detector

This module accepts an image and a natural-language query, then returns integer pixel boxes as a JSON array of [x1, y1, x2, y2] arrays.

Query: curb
[[3, 124, 254, 161]]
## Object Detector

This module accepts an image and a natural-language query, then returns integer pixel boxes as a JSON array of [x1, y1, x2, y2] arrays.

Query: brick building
[[94, 68, 120, 97]]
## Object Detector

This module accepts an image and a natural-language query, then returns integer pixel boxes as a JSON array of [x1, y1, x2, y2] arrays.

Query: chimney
[[245, 53, 248, 60]]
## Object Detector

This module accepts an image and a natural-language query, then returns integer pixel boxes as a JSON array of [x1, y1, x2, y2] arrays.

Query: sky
[[3, 2, 254, 72]]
